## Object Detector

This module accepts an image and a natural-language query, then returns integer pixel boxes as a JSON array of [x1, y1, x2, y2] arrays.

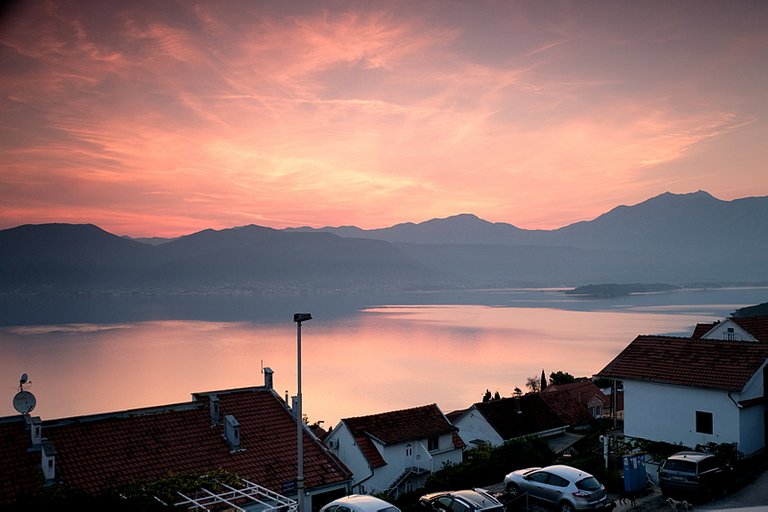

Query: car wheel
[[559, 501, 575, 512], [505, 483, 520, 498]]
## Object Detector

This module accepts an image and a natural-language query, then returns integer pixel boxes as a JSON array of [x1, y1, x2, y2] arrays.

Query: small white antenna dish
[[13, 373, 36, 415]]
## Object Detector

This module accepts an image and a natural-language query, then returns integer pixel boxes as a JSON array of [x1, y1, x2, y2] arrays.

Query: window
[[696, 411, 713, 434], [527, 471, 550, 484], [405, 443, 412, 456], [449, 499, 469, 512], [428, 436, 439, 451], [548, 474, 569, 487]]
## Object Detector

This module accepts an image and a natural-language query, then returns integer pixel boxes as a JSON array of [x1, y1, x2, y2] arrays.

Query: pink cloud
[[1, 1, 766, 236]]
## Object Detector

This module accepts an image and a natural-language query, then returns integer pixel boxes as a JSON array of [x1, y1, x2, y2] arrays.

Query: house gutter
[[728, 391, 744, 409], [352, 467, 375, 493]]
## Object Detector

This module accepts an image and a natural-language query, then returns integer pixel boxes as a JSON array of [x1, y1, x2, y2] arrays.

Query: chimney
[[514, 395, 522, 414], [224, 414, 241, 451], [41, 440, 56, 483], [26, 415, 42, 447], [210, 395, 220, 426], [263, 367, 274, 389], [291, 395, 299, 419]]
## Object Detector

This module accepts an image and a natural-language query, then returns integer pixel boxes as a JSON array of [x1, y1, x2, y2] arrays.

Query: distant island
[[733, 302, 768, 317], [564, 283, 681, 298]]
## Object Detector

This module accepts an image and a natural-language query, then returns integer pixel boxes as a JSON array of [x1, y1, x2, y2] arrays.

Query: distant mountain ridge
[[2, 190, 768, 294], [285, 190, 768, 252]]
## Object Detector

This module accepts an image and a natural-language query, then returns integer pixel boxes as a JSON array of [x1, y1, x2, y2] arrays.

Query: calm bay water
[[1, 287, 766, 428]]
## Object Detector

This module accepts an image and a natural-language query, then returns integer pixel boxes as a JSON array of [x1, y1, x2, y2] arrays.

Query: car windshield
[[576, 477, 602, 491], [664, 460, 697, 473], [377, 508, 399, 512]]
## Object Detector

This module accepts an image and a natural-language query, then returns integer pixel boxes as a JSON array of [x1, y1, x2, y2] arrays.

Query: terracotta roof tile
[[342, 404, 458, 445], [473, 395, 566, 440], [540, 380, 606, 425], [596, 335, 768, 391], [732, 315, 768, 342], [691, 321, 719, 339], [0, 386, 352, 505], [341, 404, 463, 468]]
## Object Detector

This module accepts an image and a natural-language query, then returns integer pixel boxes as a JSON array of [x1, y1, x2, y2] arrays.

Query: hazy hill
[[0, 224, 442, 293], [0, 223, 151, 288], [288, 191, 768, 255], [2, 190, 768, 294]]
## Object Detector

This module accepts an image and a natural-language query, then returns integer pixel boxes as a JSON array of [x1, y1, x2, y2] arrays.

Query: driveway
[[697, 468, 768, 510]]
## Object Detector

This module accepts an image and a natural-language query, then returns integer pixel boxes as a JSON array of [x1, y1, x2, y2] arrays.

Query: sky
[[1, 0, 767, 238]]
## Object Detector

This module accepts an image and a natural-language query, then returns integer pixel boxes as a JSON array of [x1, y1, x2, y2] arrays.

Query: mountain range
[[2, 190, 767, 295]]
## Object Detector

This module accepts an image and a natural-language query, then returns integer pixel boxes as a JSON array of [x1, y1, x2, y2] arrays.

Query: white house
[[692, 315, 768, 342], [323, 404, 464, 497], [596, 333, 768, 457], [448, 394, 567, 449]]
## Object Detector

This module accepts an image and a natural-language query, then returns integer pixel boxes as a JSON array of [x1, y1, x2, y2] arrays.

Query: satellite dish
[[13, 390, 36, 414]]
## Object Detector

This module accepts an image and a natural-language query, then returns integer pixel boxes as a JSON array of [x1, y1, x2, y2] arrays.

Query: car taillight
[[572, 491, 590, 498]]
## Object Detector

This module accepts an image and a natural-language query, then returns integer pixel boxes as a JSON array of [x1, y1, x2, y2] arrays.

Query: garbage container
[[622, 453, 646, 492]]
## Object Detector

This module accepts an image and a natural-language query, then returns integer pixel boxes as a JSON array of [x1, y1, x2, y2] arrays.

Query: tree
[[549, 371, 576, 385], [540, 369, 548, 390], [482, 389, 492, 402], [493, 391, 501, 400], [525, 376, 540, 393], [513, 387, 522, 397]]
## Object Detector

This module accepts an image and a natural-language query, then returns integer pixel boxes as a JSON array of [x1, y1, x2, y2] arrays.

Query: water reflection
[[5, 286, 765, 427]]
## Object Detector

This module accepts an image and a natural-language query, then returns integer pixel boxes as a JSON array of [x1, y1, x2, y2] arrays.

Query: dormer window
[[427, 436, 439, 451]]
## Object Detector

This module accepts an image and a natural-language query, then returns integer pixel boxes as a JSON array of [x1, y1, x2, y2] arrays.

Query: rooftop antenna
[[13, 373, 36, 415]]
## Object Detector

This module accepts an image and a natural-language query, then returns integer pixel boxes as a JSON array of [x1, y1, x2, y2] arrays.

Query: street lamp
[[293, 313, 311, 512]]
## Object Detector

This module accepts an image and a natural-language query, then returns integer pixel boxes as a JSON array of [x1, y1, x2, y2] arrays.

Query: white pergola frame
[[173, 478, 298, 512]]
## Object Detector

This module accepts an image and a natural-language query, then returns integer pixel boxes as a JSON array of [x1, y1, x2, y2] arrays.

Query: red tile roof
[[731, 315, 768, 342], [541, 380, 607, 425], [692, 316, 768, 342], [341, 404, 463, 468], [471, 394, 566, 439], [691, 321, 719, 339], [0, 386, 352, 505], [596, 335, 768, 391]]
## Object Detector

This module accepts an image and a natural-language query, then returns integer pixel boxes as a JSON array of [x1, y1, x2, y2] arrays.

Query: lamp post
[[293, 313, 311, 512]]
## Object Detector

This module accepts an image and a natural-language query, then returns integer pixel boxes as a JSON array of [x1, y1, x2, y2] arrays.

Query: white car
[[503, 465, 608, 512], [320, 495, 401, 512]]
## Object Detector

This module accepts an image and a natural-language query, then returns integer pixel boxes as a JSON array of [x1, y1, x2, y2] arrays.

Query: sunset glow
[[1, 0, 767, 237]]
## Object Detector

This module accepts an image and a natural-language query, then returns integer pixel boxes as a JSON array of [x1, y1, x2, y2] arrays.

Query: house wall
[[737, 366, 766, 456], [739, 405, 765, 456], [702, 320, 757, 342], [324, 425, 372, 491], [453, 409, 504, 448], [624, 380, 740, 450], [364, 432, 463, 495], [326, 427, 462, 495]]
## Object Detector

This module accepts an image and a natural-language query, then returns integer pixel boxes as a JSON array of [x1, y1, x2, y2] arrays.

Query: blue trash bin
[[622, 453, 646, 492]]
